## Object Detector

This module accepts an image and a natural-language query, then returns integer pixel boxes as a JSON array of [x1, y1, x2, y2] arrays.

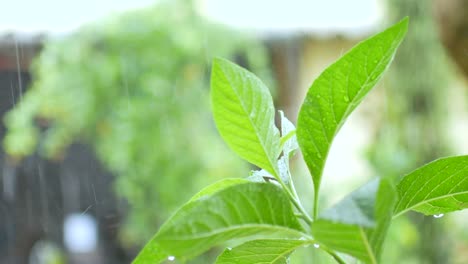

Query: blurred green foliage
[[368, 0, 452, 178], [3, 0, 273, 243], [369, 0, 455, 263]]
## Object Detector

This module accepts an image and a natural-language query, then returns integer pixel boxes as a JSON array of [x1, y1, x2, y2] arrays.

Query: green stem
[[279, 179, 313, 225], [313, 190, 319, 219], [272, 167, 312, 225], [288, 170, 301, 200]]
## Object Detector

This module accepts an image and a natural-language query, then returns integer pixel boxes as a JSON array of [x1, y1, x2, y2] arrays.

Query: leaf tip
[[394, 16, 409, 34], [212, 57, 231, 69]]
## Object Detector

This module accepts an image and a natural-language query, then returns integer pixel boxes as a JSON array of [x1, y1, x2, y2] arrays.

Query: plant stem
[[282, 167, 313, 225], [281, 181, 313, 225], [273, 168, 313, 225], [313, 190, 319, 219]]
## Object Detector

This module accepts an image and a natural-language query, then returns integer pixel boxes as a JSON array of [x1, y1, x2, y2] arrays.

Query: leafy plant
[[134, 18, 468, 264]]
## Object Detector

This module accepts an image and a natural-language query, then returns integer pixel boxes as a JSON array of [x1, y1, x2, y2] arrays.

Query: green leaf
[[311, 179, 396, 263], [189, 178, 249, 202], [211, 58, 281, 177], [394, 155, 468, 217], [296, 18, 408, 195], [216, 239, 311, 264], [133, 182, 305, 263]]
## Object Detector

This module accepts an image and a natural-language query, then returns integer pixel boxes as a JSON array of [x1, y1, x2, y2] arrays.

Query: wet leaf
[[133, 182, 305, 263]]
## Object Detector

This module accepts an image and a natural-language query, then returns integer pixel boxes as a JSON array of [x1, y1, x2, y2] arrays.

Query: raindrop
[[168, 256, 176, 261], [313, 243, 320, 249], [226, 247, 232, 251], [433, 214, 444, 218], [299, 237, 307, 241], [14, 38, 23, 98]]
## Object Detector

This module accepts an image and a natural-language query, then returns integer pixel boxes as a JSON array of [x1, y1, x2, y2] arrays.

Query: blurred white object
[[202, 0, 382, 36], [1, 0, 381, 36], [63, 213, 98, 254]]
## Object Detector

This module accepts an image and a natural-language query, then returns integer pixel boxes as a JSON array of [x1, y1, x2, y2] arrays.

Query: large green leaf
[[189, 178, 249, 202], [211, 58, 281, 177], [296, 18, 408, 196], [216, 239, 311, 264], [394, 155, 468, 217], [311, 179, 396, 263], [133, 182, 305, 263]]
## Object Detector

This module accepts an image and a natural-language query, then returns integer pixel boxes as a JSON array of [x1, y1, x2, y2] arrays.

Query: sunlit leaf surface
[[211, 58, 281, 177], [216, 239, 311, 264], [133, 182, 304, 263], [394, 155, 468, 217]]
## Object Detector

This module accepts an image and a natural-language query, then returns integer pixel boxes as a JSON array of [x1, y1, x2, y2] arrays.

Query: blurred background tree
[[2, 0, 273, 245]]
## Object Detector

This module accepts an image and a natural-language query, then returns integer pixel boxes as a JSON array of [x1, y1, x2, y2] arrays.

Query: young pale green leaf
[[248, 157, 291, 185], [279, 110, 298, 158], [311, 179, 396, 263], [394, 155, 468, 217], [277, 155, 291, 184], [211, 58, 281, 177], [216, 239, 311, 264], [247, 169, 273, 183], [296, 18, 408, 195], [248, 155, 292, 185], [133, 182, 305, 264]]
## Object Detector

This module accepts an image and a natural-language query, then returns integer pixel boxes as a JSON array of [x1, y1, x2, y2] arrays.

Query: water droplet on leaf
[[226, 247, 232, 251], [314, 243, 320, 248], [433, 214, 444, 218], [168, 256, 176, 261]]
